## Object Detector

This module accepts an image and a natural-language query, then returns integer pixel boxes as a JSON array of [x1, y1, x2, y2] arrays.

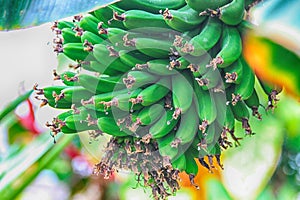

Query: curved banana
[[194, 80, 217, 130], [115, 10, 169, 30], [230, 57, 255, 104], [97, 117, 132, 137], [142, 109, 179, 142], [208, 26, 242, 69], [186, 0, 230, 12], [115, 0, 186, 13], [223, 58, 243, 84], [93, 4, 126, 29], [181, 17, 222, 57], [77, 73, 124, 94], [80, 31, 105, 45], [62, 43, 90, 61], [171, 102, 199, 147], [171, 71, 194, 118], [119, 50, 152, 68], [230, 100, 253, 135], [60, 86, 94, 103], [131, 77, 171, 107], [92, 44, 132, 73], [200, 0, 245, 26], [244, 89, 262, 119], [136, 59, 178, 76], [61, 28, 81, 43], [123, 70, 158, 89], [162, 5, 206, 32], [130, 37, 173, 58]]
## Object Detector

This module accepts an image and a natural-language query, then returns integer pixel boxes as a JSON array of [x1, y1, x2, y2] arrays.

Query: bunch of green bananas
[[37, 0, 282, 199]]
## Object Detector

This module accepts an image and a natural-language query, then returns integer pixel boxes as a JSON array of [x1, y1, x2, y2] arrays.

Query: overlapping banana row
[[37, 0, 282, 199]]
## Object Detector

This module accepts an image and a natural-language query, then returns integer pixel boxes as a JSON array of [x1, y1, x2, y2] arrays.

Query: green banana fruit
[[162, 5, 206, 32], [184, 150, 200, 189], [35, 85, 68, 100], [93, 4, 127, 29], [44, 1, 283, 198], [171, 153, 186, 171], [46, 98, 74, 109], [134, 101, 165, 126], [92, 44, 132, 73], [64, 114, 98, 132], [186, 0, 231, 12], [130, 37, 173, 58], [123, 70, 158, 89], [102, 88, 143, 112], [77, 73, 124, 94], [143, 109, 179, 142], [82, 88, 129, 112], [223, 58, 243, 84], [61, 27, 81, 43], [88, 61, 121, 76], [158, 132, 179, 161], [195, 68, 221, 90], [79, 14, 106, 37], [194, 81, 217, 129], [55, 21, 75, 30], [133, 77, 171, 107], [60, 86, 94, 103], [230, 100, 253, 135], [214, 92, 235, 133], [208, 26, 242, 69], [135, 59, 178, 76], [116, 10, 169, 30], [181, 17, 222, 57], [119, 50, 152, 68], [231, 57, 255, 104], [115, 0, 186, 13], [244, 88, 262, 119], [171, 71, 194, 119], [62, 43, 90, 61], [171, 102, 199, 147], [216, 0, 245, 26], [81, 31, 105, 45], [97, 117, 132, 137], [53, 70, 77, 86]]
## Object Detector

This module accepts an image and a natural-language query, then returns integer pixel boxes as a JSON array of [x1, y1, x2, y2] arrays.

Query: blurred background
[[1, 1, 300, 199]]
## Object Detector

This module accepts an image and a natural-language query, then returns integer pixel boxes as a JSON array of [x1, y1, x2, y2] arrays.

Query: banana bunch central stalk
[[38, 0, 281, 199]]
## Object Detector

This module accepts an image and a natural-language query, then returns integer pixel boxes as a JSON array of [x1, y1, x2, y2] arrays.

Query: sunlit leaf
[[221, 113, 284, 199], [244, 33, 300, 100], [275, 94, 300, 151], [0, 0, 119, 31], [243, 0, 300, 100], [206, 178, 231, 200]]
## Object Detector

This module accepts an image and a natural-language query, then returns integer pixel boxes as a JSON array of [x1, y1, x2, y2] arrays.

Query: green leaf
[[0, 90, 33, 123], [244, 0, 300, 100], [275, 94, 300, 151], [206, 178, 232, 200], [0, 133, 75, 199], [221, 112, 285, 199], [0, 0, 119, 30]]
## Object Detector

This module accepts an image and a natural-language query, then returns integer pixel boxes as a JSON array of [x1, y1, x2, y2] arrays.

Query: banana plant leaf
[[221, 83, 285, 200], [0, 90, 33, 123], [243, 0, 300, 100], [0, 133, 75, 199], [0, 0, 119, 31]]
